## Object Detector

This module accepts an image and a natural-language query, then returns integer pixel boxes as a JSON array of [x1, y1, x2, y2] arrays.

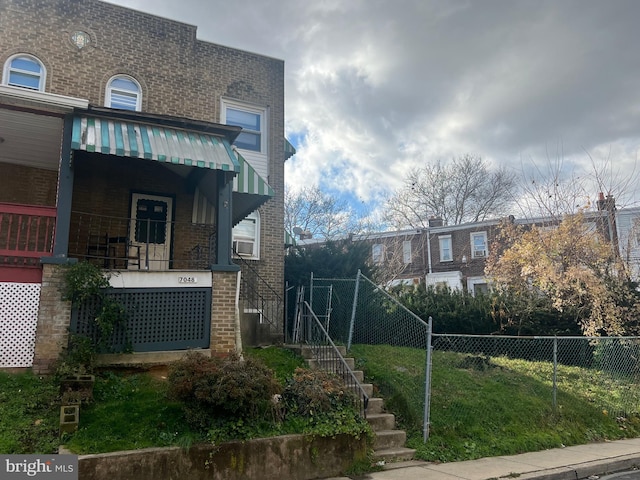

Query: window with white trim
[[467, 276, 491, 296], [372, 243, 384, 264], [439, 235, 452, 262], [471, 232, 488, 258], [3, 54, 45, 91], [233, 211, 260, 259], [221, 99, 268, 179], [222, 101, 266, 154], [106, 75, 141, 111], [402, 240, 412, 264]]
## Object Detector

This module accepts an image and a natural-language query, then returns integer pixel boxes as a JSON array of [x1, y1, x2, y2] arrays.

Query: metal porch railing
[[69, 211, 216, 270], [235, 253, 284, 333]]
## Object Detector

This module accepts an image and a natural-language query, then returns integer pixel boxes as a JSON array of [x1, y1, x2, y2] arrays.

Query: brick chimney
[[428, 217, 443, 227]]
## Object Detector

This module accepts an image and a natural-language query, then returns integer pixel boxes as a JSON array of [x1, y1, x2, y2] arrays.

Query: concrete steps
[[285, 344, 415, 464]]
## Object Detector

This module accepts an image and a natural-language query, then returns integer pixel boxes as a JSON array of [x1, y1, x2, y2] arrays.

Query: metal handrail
[[302, 300, 369, 417], [235, 252, 283, 331]]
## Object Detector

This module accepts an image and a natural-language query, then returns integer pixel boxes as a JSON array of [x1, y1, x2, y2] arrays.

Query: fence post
[[423, 316, 433, 443], [347, 269, 361, 352], [553, 336, 558, 412]]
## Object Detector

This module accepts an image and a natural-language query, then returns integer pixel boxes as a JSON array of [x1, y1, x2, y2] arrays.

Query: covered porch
[[0, 91, 274, 370]]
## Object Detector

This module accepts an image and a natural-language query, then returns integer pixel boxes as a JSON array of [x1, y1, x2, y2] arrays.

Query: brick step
[[366, 412, 395, 431], [373, 447, 417, 463], [373, 429, 406, 450]]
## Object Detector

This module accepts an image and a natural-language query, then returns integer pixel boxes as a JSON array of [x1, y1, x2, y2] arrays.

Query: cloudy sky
[[108, 0, 640, 213]]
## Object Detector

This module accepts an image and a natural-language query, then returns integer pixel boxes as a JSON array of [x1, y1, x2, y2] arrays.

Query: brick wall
[[32, 263, 71, 373], [210, 270, 239, 354], [0, 163, 58, 206]]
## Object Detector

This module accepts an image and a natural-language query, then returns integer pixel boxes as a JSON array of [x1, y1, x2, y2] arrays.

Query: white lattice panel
[[0, 282, 41, 367]]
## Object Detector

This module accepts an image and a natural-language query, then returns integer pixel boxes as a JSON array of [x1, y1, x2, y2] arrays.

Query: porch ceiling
[[0, 107, 63, 171]]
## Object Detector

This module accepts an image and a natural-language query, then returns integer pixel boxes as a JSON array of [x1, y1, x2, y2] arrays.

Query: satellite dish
[[293, 227, 303, 234]]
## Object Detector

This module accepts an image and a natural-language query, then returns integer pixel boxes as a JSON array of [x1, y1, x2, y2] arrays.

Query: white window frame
[[105, 74, 142, 111], [221, 99, 268, 179], [471, 232, 488, 258], [402, 240, 412, 264], [233, 211, 260, 260], [372, 243, 384, 264], [467, 276, 491, 296], [439, 235, 452, 262], [2, 54, 46, 91]]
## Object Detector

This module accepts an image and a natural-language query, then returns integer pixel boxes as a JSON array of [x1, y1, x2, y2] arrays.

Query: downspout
[[426, 226, 432, 275], [235, 269, 243, 357]]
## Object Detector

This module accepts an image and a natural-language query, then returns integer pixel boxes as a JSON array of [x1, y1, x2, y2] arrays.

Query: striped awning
[[233, 152, 275, 197], [284, 138, 296, 160], [71, 115, 240, 172], [232, 151, 275, 225]]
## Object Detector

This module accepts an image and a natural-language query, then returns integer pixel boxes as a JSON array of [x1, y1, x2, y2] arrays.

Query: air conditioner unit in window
[[474, 249, 486, 258], [234, 240, 254, 256]]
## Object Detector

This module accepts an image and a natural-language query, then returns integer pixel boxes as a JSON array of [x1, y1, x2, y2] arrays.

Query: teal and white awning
[[284, 138, 296, 160], [71, 115, 240, 172], [232, 151, 275, 224], [233, 151, 275, 197]]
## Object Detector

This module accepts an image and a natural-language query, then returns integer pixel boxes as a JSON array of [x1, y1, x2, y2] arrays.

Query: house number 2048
[[178, 276, 197, 283]]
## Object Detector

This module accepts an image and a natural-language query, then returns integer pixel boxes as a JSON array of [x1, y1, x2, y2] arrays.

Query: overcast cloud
[[108, 0, 640, 211]]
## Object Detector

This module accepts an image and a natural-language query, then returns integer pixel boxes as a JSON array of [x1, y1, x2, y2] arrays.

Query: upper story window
[[233, 211, 260, 259], [372, 244, 384, 264], [439, 235, 452, 262], [402, 240, 412, 264], [471, 232, 488, 258], [106, 75, 141, 111], [3, 54, 45, 91], [222, 100, 267, 154]]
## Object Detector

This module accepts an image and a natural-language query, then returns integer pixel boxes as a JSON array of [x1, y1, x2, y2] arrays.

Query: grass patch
[[244, 346, 307, 384], [351, 344, 640, 462], [63, 372, 204, 453], [0, 372, 60, 454], [63, 349, 308, 453]]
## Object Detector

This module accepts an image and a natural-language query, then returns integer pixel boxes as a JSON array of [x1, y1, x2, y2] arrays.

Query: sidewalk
[[328, 438, 640, 480]]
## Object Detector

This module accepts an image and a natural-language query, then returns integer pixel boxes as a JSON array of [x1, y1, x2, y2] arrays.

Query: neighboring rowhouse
[[365, 218, 498, 293], [0, 0, 290, 372], [362, 194, 621, 294]]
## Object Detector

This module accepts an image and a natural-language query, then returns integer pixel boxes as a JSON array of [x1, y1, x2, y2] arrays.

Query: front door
[[130, 193, 173, 270]]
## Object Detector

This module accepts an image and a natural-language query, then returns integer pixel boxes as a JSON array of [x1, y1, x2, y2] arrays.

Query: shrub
[[167, 352, 281, 430], [283, 368, 356, 416]]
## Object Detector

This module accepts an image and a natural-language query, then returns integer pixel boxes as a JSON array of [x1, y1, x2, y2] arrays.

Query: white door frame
[[129, 193, 173, 270]]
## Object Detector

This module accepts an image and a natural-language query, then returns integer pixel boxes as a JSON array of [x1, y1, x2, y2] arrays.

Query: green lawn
[[351, 344, 640, 462]]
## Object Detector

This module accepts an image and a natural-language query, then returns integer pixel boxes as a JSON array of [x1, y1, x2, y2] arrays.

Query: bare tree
[[515, 149, 640, 220], [384, 154, 517, 228], [285, 186, 365, 241]]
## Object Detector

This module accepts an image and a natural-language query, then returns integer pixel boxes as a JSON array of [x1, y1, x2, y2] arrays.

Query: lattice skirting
[[0, 282, 41, 368], [71, 288, 212, 352]]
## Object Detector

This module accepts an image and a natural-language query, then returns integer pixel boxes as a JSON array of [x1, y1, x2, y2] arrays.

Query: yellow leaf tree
[[486, 213, 640, 336]]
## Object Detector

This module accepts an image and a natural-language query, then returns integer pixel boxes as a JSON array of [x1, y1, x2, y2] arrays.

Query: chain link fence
[[287, 271, 640, 443]]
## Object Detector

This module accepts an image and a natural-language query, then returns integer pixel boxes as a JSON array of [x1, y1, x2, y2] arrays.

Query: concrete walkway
[[327, 438, 640, 480]]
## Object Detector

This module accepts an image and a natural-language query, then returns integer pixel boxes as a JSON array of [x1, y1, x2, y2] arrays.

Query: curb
[[517, 455, 640, 480]]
